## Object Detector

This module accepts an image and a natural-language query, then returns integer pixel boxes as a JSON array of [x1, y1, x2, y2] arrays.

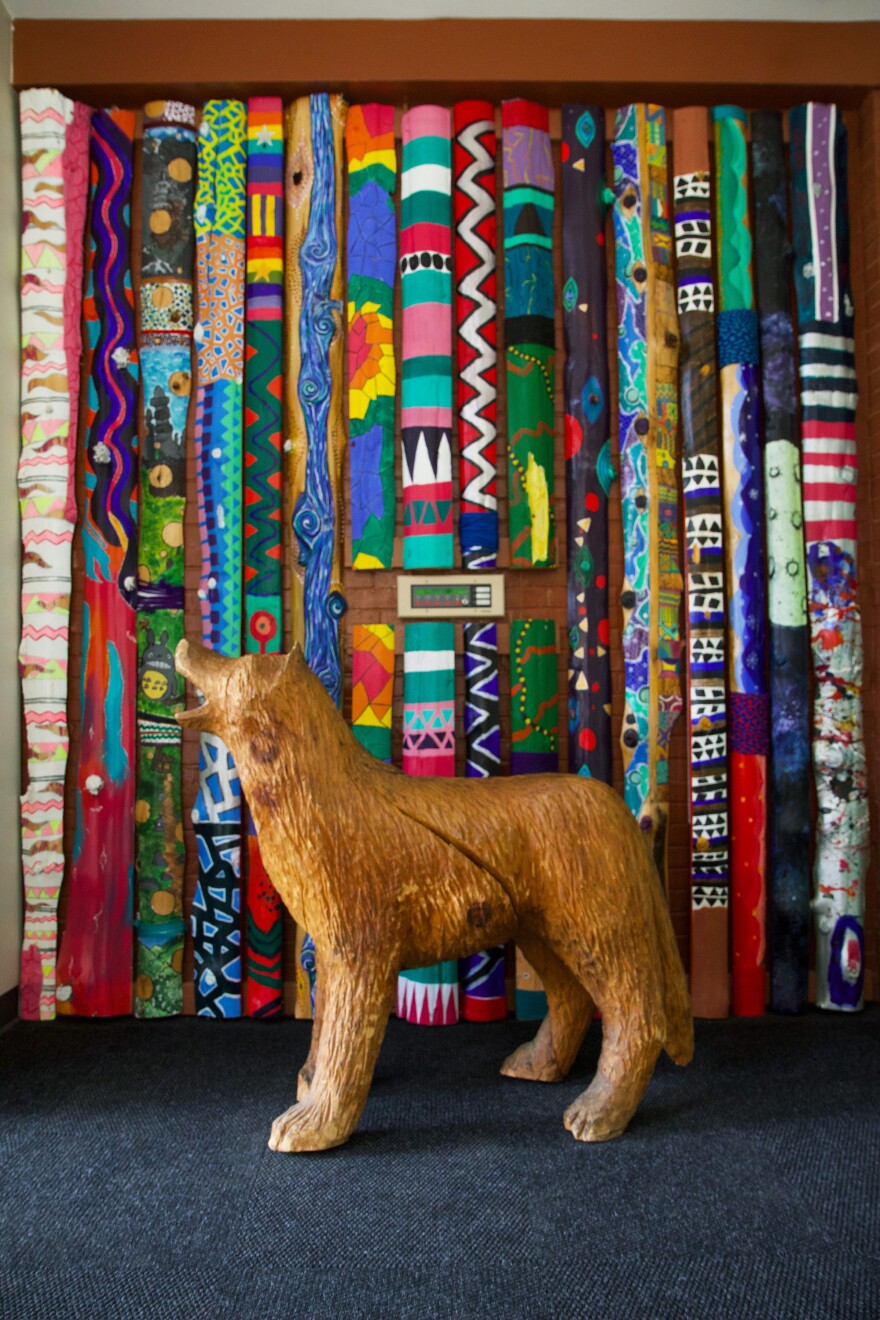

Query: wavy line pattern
[[56, 110, 139, 1019], [18, 90, 90, 1021]]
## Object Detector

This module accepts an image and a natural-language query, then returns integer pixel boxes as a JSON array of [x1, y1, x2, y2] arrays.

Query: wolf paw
[[500, 1038, 565, 1083], [268, 1099, 345, 1153], [563, 1086, 628, 1143]]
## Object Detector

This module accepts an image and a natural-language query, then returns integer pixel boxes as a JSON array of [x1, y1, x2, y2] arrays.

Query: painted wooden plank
[[398, 621, 459, 1025], [347, 104, 397, 571], [751, 110, 812, 1016], [713, 104, 769, 1018], [503, 99, 556, 569], [510, 618, 557, 1019], [672, 106, 730, 1020], [611, 103, 684, 884], [286, 93, 348, 1019], [56, 109, 139, 1018], [243, 96, 285, 1020], [191, 99, 247, 1019], [18, 89, 90, 1020], [561, 103, 614, 782], [453, 100, 504, 1021], [134, 100, 197, 1018], [400, 105, 454, 570], [790, 102, 868, 1012], [351, 624, 395, 763]]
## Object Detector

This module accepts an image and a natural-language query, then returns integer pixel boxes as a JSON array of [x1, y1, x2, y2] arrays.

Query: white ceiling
[[5, 0, 880, 18]]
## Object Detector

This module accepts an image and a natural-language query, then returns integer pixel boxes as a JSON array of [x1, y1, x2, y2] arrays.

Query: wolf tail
[[648, 875, 695, 1066]]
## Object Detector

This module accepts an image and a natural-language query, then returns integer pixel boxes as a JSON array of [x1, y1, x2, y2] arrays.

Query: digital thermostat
[[396, 574, 505, 619]]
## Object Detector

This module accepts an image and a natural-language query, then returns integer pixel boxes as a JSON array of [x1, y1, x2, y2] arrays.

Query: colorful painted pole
[[751, 110, 811, 1016], [351, 624, 395, 763], [713, 105, 768, 1017], [286, 93, 348, 1018], [347, 104, 397, 571], [191, 99, 247, 1019], [56, 110, 139, 1017], [502, 99, 556, 569], [18, 89, 90, 1020], [510, 618, 558, 1019], [134, 100, 197, 1019], [453, 100, 504, 1020], [790, 103, 868, 1012], [400, 105, 454, 570], [398, 621, 459, 1025], [611, 103, 683, 882], [672, 107, 730, 1020], [243, 96, 285, 1020], [561, 104, 614, 781]]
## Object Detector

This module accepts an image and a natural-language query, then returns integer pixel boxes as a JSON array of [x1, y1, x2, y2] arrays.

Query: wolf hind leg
[[500, 937, 595, 1083]]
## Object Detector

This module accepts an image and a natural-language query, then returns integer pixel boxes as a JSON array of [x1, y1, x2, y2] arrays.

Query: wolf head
[[174, 638, 310, 741]]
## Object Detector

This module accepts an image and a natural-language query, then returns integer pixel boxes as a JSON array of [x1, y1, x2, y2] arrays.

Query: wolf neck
[[231, 684, 363, 912]]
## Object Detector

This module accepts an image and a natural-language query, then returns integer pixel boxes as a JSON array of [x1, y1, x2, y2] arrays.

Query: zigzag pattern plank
[[56, 109, 139, 1018], [18, 89, 90, 1020], [244, 96, 285, 1019], [790, 102, 868, 1012]]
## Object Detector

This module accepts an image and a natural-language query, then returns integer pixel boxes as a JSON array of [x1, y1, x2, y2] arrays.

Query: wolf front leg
[[269, 947, 396, 1152]]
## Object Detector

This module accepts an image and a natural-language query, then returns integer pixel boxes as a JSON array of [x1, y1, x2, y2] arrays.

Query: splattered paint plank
[[400, 105, 454, 570], [244, 96, 285, 1020], [347, 104, 397, 571], [503, 99, 556, 569], [561, 103, 614, 782], [351, 623, 394, 764], [287, 93, 348, 1019], [398, 621, 458, 1025], [511, 618, 558, 1019], [134, 99, 197, 1019], [56, 109, 139, 1018], [18, 89, 90, 1020], [790, 102, 868, 1012], [751, 110, 812, 1016], [191, 99, 247, 1019], [454, 100, 504, 1021], [713, 105, 768, 1018], [672, 107, 730, 1020], [611, 103, 683, 884]]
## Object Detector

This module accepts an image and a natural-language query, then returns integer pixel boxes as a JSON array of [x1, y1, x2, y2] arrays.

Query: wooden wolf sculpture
[[176, 638, 693, 1152]]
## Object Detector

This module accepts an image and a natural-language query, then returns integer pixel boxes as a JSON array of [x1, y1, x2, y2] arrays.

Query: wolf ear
[[283, 641, 305, 674]]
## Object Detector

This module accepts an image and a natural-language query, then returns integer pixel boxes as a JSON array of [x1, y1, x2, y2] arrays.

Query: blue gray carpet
[[2, 1008, 878, 1318]]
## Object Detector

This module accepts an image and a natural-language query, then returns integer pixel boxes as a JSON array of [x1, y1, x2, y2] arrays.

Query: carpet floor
[[2, 1008, 878, 1319]]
